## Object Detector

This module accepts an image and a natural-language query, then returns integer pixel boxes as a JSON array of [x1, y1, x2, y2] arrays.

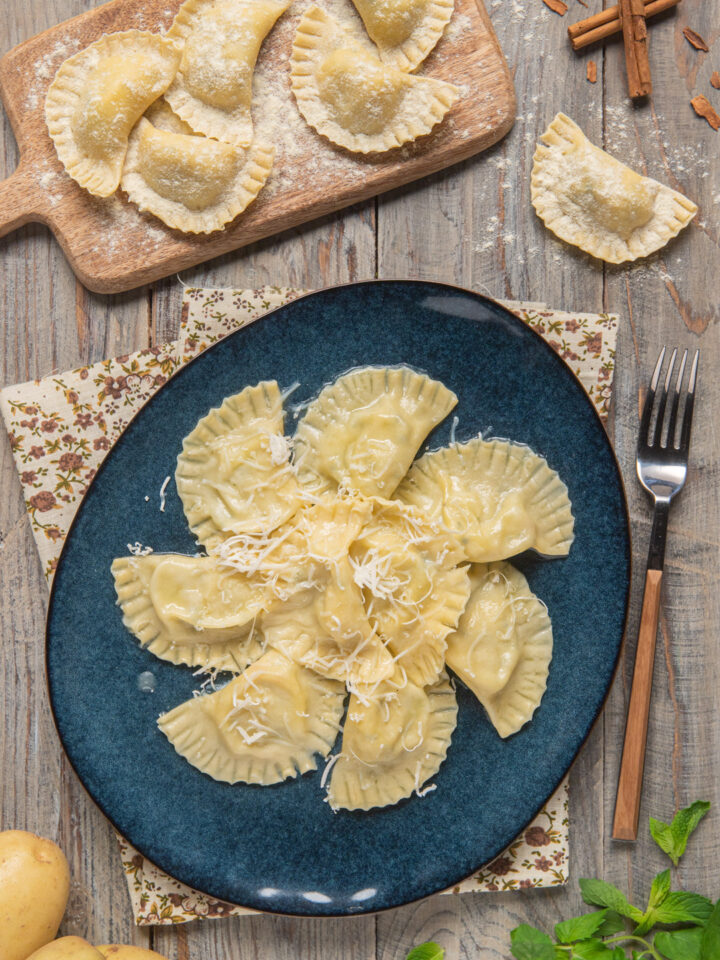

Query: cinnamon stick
[[569, 0, 680, 51], [619, 0, 652, 98]]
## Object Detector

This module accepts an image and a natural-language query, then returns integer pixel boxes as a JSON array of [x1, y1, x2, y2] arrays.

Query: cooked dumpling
[[175, 381, 302, 551], [445, 563, 553, 737], [327, 669, 457, 810], [263, 561, 395, 685], [349, 499, 469, 686], [121, 118, 274, 233], [395, 437, 574, 561], [351, 0, 455, 71], [45, 31, 181, 197], [293, 366, 457, 498], [158, 650, 345, 784], [111, 554, 268, 671], [290, 6, 459, 154], [166, 0, 290, 145], [531, 113, 697, 264]]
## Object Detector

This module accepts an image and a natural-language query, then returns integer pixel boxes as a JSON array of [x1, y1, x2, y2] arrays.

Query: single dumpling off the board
[[121, 119, 274, 233], [175, 381, 302, 551], [395, 437, 574, 561], [45, 31, 182, 197], [327, 669, 457, 810], [158, 650, 346, 784], [445, 562, 553, 737], [349, 499, 469, 686], [293, 366, 457, 498], [531, 113, 697, 264], [290, 6, 459, 154], [111, 554, 268, 671], [165, 0, 290, 145], [350, 0, 455, 71]]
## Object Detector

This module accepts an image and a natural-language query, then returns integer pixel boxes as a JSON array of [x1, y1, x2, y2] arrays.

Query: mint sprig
[[649, 801, 710, 867]]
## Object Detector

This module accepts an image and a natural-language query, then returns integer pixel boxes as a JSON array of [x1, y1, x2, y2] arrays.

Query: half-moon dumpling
[[327, 669, 457, 810], [111, 554, 268, 671], [158, 650, 345, 784], [395, 437, 574, 561], [445, 562, 553, 737], [45, 31, 182, 197], [531, 113, 697, 264], [166, 0, 290, 145], [121, 118, 274, 233], [349, 499, 468, 686], [351, 0, 455, 72], [290, 7, 460, 154], [293, 366, 457, 498], [175, 381, 302, 551]]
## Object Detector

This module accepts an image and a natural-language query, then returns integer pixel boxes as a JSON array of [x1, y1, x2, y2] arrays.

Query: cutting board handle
[[0, 163, 46, 239]]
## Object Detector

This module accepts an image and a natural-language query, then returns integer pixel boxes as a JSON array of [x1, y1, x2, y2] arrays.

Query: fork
[[612, 347, 699, 842]]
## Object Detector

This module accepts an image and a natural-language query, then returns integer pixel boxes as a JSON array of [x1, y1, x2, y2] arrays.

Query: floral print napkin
[[0, 286, 618, 925]]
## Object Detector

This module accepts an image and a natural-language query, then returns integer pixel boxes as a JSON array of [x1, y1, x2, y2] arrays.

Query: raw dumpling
[[351, 0, 455, 71], [395, 437, 574, 561], [175, 381, 302, 551], [531, 113, 697, 264], [293, 366, 457, 498], [158, 650, 345, 784], [111, 554, 268, 671], [327, 669, 457, 810], [290, 6, 459, 154], [445, 562, 553, 737], [45, 31, 182, 197], [121, 118, 274, 233], [349, 499, 469, 686], [166, 0, 290, 145]]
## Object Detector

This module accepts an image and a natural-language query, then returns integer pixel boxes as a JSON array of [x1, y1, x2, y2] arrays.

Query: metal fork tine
[[652, 348, 677, 448], [679, 350, 699, 453], [639, 347, 665, 448], [664, 349, 687, 449]]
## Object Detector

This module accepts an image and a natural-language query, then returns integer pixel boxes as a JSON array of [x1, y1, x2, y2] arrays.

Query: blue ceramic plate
[[47, 281, 630, 917]]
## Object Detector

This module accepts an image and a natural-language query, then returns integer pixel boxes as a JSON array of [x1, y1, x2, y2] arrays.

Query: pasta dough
[[293, 366, 457, 497], [158, 650, 346, 784], [445, 563, 553, 737], [175, 381, 302, 551], [166, 0, 290, 145], [531, 113, 697, 264], [395, 437, 574, 561], [111, 553, 268, 671], [290, 6, 459, 154], [351, 0, 455, 71], [327, 669, 457, 810], [121, 119, 274, 233], [45, 31, 182, 197]]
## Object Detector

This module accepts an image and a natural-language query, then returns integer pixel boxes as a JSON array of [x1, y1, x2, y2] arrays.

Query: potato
[[0, 830, 70, 960], [96, 948, 169, 960], [25, 937, 104, 960]]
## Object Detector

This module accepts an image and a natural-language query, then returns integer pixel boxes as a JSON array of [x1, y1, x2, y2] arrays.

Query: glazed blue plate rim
[[45, 279, 631, 918]]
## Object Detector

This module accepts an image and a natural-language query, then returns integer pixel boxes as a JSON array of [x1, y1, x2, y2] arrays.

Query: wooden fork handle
[[612, 567, 663, 840]]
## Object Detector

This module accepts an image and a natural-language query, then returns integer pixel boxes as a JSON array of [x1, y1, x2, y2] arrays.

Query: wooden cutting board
[[0, 0, 515, 294]]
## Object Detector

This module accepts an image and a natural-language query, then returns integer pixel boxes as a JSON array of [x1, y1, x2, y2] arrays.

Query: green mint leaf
[[595, 911, 626, 936], [579, 878, 643, 922], [570, 941, 615, 959], [510, 925, 556, 960], [649, 869, 672, 910], [701, 898, 720, 960], [611, 950, 625, 960], [654, 892, 714, 926], [655, 927, 704, 960], [649, 801, 711, 866], [555, 910, 608, 944], [405, 943, 444, 960]]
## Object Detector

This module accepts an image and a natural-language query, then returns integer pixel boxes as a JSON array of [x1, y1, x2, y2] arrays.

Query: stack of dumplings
[[112, 366, 575, 811], [44, 0, 462, 233]]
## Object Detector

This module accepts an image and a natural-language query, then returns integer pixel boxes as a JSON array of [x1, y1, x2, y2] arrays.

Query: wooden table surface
[[1, 1, 718, 957]]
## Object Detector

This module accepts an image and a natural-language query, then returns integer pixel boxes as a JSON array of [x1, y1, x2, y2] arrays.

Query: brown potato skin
[[96, 949, 169, 960], [0, 830, 71, 960], [25, 937, 104, 960]]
